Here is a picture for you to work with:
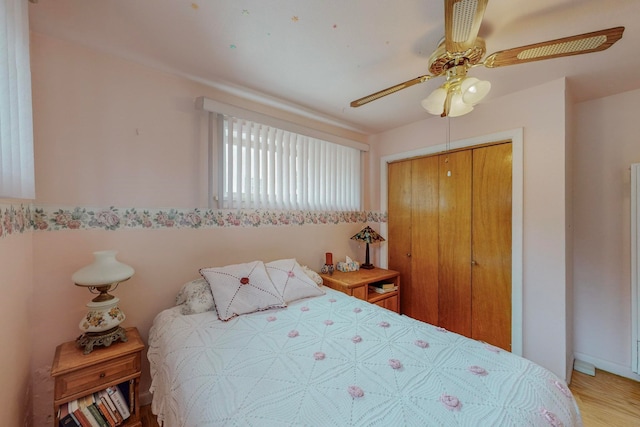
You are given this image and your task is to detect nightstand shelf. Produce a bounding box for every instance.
[51,327,144,427]
[320,267,401,312]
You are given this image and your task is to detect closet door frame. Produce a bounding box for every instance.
[632,163,639,373]
[379,128,524,356]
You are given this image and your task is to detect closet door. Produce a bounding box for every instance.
[388,160,413,313]
[410,156,440,324]
[471,143,512,350]
[438,150,472,337]
[388,143,512,350]
[389,157,440,323]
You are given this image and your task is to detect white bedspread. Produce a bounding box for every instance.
[148,288,581,426]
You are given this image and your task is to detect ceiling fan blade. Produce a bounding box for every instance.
[350,75,433,108]
[445,0,488,54]
[483,26,624,68]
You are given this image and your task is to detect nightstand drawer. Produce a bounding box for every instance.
[54,352,140,400]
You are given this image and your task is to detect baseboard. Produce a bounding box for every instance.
[574,352,640,382]
[140,390,153,406]
[566,355,575,383]
[573,359,595,376]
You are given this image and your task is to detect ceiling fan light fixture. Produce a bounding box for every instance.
[461,77,491,105]
[421,87,448,115]
[448,92,474,117]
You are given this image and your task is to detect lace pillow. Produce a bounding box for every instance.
[266,259,325,303]
[175,278,216,315]
[200,261,286,321]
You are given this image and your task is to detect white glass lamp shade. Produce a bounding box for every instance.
[461,77,491,105]
[72,250,134,287]
[73,250,133,335]
[448,92,474,117]
[421,87,448,115]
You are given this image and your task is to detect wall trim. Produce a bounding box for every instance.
[0,203,385,237]
[0,203,32,238]
[574,351,640,382]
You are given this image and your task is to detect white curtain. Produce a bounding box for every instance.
[222,116,360,211]
[0,0,35,199]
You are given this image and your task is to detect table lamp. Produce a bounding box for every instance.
[72,250,134,354]
[350,226,385,269]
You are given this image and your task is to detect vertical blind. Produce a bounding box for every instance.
[221,116,361,211]
[0,0,35,199]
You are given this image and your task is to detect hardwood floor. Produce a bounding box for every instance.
[140,404,160,427]
[140,369,640,426]
[570,369,640,426]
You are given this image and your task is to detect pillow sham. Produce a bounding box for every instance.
[300,264,323,286]
[200,260,286,321]
[175,278,216,315]
[266,259,325,303]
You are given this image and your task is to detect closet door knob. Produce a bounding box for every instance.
[407,253,411,257]
[471,260,477,266]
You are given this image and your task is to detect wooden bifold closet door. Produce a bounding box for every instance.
[388,142,512,351]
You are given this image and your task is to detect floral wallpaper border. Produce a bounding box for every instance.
[0,203,32,238]
[0,203,386,238]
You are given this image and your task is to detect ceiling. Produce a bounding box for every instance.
[28,0,640,135]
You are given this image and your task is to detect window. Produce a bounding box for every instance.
[0,0,35,199]
[220,115,360,211]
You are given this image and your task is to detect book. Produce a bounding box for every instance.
[59,402,79,427]
[98,389,117,414]
[106,385,131,419]
[369,285,397,294]
[98,390,122,426]
[93,392,117,427]
[87,403,109,427]
[69,399,92,427]
[68,408,82,427]
[78,395,101,427]
[372,282,395,290]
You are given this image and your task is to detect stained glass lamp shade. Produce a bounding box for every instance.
[350,226,385,269]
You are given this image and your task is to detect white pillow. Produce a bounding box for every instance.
[265,259,325,303]
[175,278,216,315]
[200,261,286,321]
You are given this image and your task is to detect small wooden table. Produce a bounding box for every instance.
[51,327,144,427]
[320,267,401,312]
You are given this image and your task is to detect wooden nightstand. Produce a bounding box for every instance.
[51,327,144,427]
[320,267,401,312]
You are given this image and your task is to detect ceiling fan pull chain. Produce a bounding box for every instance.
[445,116,452,177]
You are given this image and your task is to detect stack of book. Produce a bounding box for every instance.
[58,383,131,427]
[368,282,398,294]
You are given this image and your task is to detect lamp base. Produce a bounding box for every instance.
[76,326,128,355]
[360,263,374,270]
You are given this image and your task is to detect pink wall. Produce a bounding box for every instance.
[369,79,572,379]
[573,88,640,379]
[30,33,367,208]
[0,221,33,426]
[28,33,374,425]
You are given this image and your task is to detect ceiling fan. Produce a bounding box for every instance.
[350,0,624,117]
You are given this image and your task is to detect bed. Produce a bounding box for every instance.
[148,260,582,426]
